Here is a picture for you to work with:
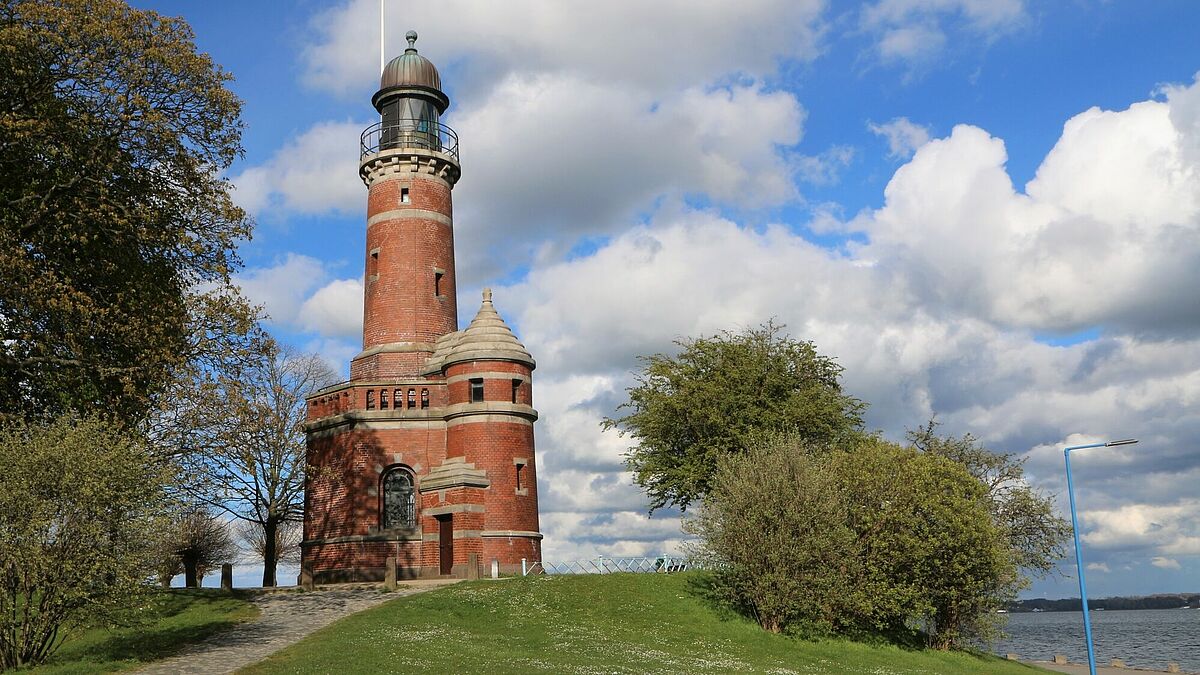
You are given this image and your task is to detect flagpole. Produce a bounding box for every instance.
[379,0,385,74]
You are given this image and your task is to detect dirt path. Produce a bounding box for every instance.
[137,580,460,675]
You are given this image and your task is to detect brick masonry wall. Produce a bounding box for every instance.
[362,174,458,350]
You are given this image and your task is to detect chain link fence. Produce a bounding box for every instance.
[520,556,694,576]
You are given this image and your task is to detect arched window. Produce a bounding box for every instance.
[420,388,429,409]
[382,468,416,529]
[407,388,416,408]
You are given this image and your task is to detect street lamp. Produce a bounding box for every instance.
[1063,438,1138,675]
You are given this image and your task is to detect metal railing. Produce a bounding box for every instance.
[521,556,694,576]
[360,119,459,160]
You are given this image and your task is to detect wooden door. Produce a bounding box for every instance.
[438,515,453,575]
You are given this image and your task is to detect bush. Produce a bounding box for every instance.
[0,415,171,668]
[688,433,1018,648]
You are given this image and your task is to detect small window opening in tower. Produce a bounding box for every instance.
[511,378,521,404]
[435,271,444,297]
[366,390,376,410]
[401,187,410,204]
[407,388,416,408]
[379,388,389,410]
[469,378,484,403]
[515,462,525,491]
[394,388,404,409]
[421,388,430,409]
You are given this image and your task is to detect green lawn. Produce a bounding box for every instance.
[30,589,259,673]
[243,573,1047,674]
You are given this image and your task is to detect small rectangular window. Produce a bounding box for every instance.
[434,271,443,297]
[379,389,389,410]
[421,388,430,409]
[366,390,375,410]
[394,389,404,409]
[515,463,524,491]
[407,388,416,408]
[469,378,484,403]
[511,379,521,404]
[400,187,410,204]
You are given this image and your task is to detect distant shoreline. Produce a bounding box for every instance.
[1008,593,1199,613]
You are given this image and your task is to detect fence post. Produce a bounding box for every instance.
[597,554,604,573]
[521,558,527,576]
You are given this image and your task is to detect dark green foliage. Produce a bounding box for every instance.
[0,415,172,668]
[605,321,865,511]
[907,420,1072,578]
[689,433,1020,649]
[0,0,250,422]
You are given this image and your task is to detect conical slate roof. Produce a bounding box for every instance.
[423,289,535,373]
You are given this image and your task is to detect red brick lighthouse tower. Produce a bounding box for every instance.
[301,32,542,581]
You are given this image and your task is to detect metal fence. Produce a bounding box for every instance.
[520,556,694,576]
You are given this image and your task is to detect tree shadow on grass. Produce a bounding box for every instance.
[682,571,928,652]
[51,589,259,667]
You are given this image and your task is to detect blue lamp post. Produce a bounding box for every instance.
[1063,438,1138,675]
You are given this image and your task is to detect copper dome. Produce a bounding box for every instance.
[374,29,451,111]
[381,31,441,91]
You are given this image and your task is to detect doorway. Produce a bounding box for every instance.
[437,515,453,575]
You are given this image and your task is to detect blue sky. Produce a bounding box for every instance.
[135,0,1200,597]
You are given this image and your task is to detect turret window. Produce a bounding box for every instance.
[469,378,484,403]
[407,388,416,408]
[434,271,444,297]
[511,379,522,404]
[400,187,410,204]
[366,390,376,410]
[421,388,430,409]
[379,388,389,409]
[394,389,403,409]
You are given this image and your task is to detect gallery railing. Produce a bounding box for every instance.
[360,119,459,160]
[520,556,694,576]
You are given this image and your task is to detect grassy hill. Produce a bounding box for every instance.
[243,573,1046,674]
[33,589,259,673]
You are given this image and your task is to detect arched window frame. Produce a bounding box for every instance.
[381,466,417,530]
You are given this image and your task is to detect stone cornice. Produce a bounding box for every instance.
[360,148,460,188]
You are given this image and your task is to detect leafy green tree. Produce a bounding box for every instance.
[689,433,1019,648]
[0,0,250,422]
[0,415,171,668]
[605,322,865,512]
[907,420,1072,578]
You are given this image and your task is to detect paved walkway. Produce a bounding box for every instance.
[138,580,460,675]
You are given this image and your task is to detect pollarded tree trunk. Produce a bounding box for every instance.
[184,559,199,588]
[262,518,278,587]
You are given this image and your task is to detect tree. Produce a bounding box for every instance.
[155,510,238,588]
[907,419,1072,578]
[237,520,302,569]
[0,415,171,668]
[0,0,250,422]
[605,321,865,511]
[178,339,336,586]
[688,433,1019,648]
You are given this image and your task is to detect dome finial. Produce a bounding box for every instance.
[405,30,418,52]
[482,287,493,303]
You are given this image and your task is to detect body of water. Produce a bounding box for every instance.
[993,609,1199,671]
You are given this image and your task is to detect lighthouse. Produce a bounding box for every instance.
[302,31,542,581]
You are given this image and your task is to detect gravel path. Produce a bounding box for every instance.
[137,580,460,675]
